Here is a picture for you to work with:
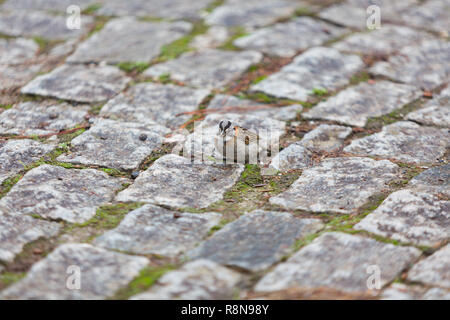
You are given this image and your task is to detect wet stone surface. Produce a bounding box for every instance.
[270,157,399,213]
[406,87,450,128]
[303,81,421,127]
[0,10,93,40]
[100,83,210,129]
[207,94,302,121]
[318,0,418,30]
[344,121,449,164]
[0,210,62,263]
[144,49,263,90]
[370,39,450,91]
[21,64,131,103]
[332,25,432,56]
[0,243,149,300]
[189,210,324,271]
[0,102,90,136]
[205,0,299,30]
[407,244,450,289]
[0,139,55,183]
[57,119,168,171]
[254,232,421,294]
[98,0,214,19]
[251,47,364,101]
[234,17,347,58]
[115,154,244,209]
[67,18,192,64]
[0,164,128,223]
[94,205,221,257]
[355,189,450,246]
[131,259,242,300]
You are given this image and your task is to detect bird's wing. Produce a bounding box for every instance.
[234,126,260,144]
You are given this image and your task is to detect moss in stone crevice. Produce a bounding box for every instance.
[82,3,102,15]
[204,0,225,13]
[33,37,63,54]
[208,219,231,235]
[218,26,248,51]
[0,272,26,291]
[111,265,176,299]
[117,62,151,74]
[0,104,12,110]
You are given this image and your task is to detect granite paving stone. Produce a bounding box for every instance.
[382,283,450,300]
[94,205,221,257]
[408,164,450,197]
[400,0,450,35]
[318,0,418,30]
[1,0,104,12]
[0,139,55,183]
[0,101,90,136]
[406,87,450,127]
[67,18,192,64]
[21,64,131,103]
[254,232,421,294]
[0,10,93,40]
[207,94,302,121]
[407,244,450,289]
[332,25,433,56]
[355,189,450,246]
[303,81,422,127]
[344,121,449,164]
[269,157,399,213]
[0,209,62,263]
[251,47,364,101]
[234,17,347,57]
[0,164,128,223]
[0,64,43,91]
[97,0,214,19]
[115,154,244,209]
[57,119,168,170]
[0,243,149,300]
[189,210,324,271]
[99,83,210,129]
[269,143,314,171]
[144,49,263,90]
[370,39,450,90]
[0,38,39,65]
[131,260,242,300]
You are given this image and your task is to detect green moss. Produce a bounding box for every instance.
[0,175,21,199]
[205,0,225,12]
[82,3,102,14]
[294,7,316,17]
[208,219,231,235]
[349,71,370,86]
[33,37,61,53]
[252,75,268,85]
[158,73,172,84]
[312,88,328,96]
[117,62,150,74]
[90,103,104,115]
[88,16,109,37]
[0,272,26,290]
[0,104,12,110]
[218,26,248,51]
[100,168,128,178]
[112,265,176,299]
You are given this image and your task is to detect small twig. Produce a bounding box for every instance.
[0,125,90,141]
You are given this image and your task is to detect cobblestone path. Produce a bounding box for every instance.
[0,0,449,300]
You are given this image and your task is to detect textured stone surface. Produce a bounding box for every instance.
[0,139,54,183]
[189,210,323,271]
[1,0,102,12]
[0,243,149,300]
[94,205,221,257]
[406,87,450,127]
[0,64,42,91]
[300,124,352,152]
[191,26,230,50]
[206,0,299,29]
[382,283,450,300]
[251,47,364,101]
[355,189,450,246]
[0,38,39,65]
[407,244,450,289]
[370,40,450,90]
[400,0,450,35]
[344,121,449,164]
[0,165,127,223]
[270,157,399,213]
[0,102,89,136]
[21,64,131,103]
[234,17,347,57]
[333,25,431,56]
[98,0,214,19]
[144,49,262,90]
[67,18,192,64]
[269,142,314,171]
[303,81,421,127]
[100,83,210,128]
[408,164,450,197]
[0,210,61,263]
[0,10,93,40]
[255,232,421,293]
[116,154,244,209]
[207,94,302,121]
[131,260,242,300]
[57,119,167,170]
[183,112,286,162]
[318,0,418,29]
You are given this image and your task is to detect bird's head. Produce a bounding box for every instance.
[218,120,233,137]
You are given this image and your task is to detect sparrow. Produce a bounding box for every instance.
[214,120,265,164]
